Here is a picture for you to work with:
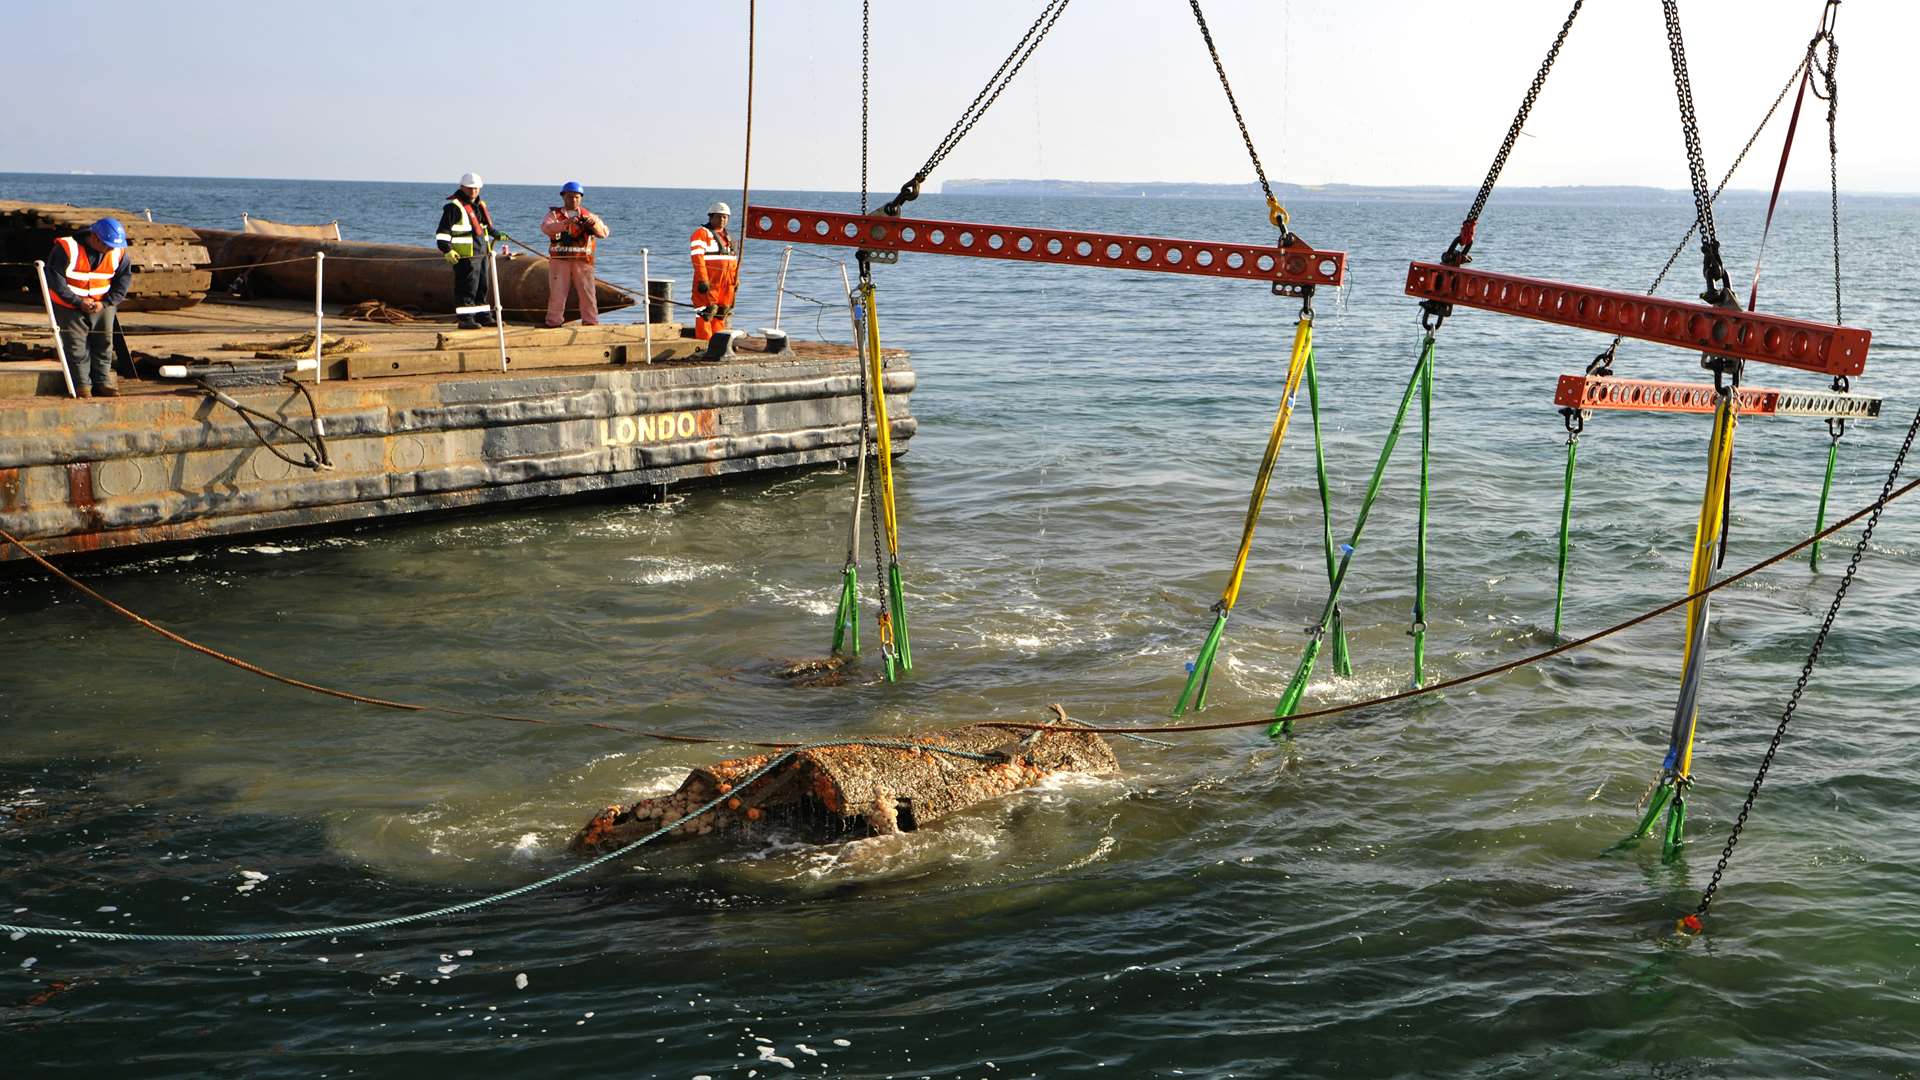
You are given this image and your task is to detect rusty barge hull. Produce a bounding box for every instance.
[0,351,915,563]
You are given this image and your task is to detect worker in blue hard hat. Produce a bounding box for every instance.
[539,180,610,328]
[434,171,507,329]
[45,218,135,397]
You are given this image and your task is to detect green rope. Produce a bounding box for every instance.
[1271,336,1435,735]
[1553,434,1579,639]
[0,740,996,944]
[1306,350,1353,677]
[1811,436,1839,571]
[1411,344,1435,687]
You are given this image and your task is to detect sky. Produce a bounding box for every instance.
[3,0,1913,194]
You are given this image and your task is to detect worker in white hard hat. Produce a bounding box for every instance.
[434,171,507,329]
[688,201,737,341]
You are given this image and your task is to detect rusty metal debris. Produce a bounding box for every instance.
[571,716,1117,853]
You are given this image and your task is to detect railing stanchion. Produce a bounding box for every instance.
[773,244,793,331]
[313,252,325,382]
[488,246,508,373]
[641,247,653,364]
[34,260,77,399]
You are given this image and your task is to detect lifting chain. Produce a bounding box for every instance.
[855,256,891,643]
[861,0,870,215]
[1660,0,1733,305]
[1445,0,1585,266]
[1692,399,1920,927]
[1811,4,1841,326]
[882,0,1072,217]
[1187,0,1287,232]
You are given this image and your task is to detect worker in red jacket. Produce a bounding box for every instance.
[539,181,610,327]
[689,201,737,341]
[46,218,134,397]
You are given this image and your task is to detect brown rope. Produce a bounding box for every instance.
[0,525,777,749]
[2,469,1911,750]
[984,471,1920,737]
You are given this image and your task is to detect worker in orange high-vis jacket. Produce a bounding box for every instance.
[539,181,609,327]
[46,218,134,397]
[689,201,737,340]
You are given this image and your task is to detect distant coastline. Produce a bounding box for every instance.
[939,178,1897,202]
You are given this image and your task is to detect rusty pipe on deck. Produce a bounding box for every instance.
[192,229,637,319]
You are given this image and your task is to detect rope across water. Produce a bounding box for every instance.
[0,740,996,944]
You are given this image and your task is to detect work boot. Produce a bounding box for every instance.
[76,386,93,399]
[457,319,481,330]
[94,385,119,398]
[476,314,499,328]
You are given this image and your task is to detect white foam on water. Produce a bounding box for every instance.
[622,556,733,585]
[510,833,543,859]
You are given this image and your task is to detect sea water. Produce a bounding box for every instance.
[2,173,1918,1077]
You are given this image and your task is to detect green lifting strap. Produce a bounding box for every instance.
[1306,350,1353,677]
[1553,434,1579,639]
[888,560,912,672]
[831,562,861,656]
[1270,335,1435,736]
[1172,317,1316,716]
[1811,434,1839,571]
[1410,344,1434,687]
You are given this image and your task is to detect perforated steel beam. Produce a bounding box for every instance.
[1554,374,1881,420]
[1406,262,1871,377]
[748,206,1345,287]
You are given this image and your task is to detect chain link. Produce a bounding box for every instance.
[853,265,891,642]
[1695,401,1920,921]
[1447,0,1584,263]
[1660,0,1732,302]
[1815,25,1841,325]
[861,0,870,216]
[1188,0,1285,229]
[884,0,1072,215]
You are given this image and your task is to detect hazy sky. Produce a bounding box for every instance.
[5,0,1912,193]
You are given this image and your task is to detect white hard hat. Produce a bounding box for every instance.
[708,201,731,216]
[460,172,484,189]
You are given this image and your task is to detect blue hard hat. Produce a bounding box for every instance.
[560,181,584,195]
[90,217,128,249]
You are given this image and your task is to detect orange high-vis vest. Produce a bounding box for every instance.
[689,225,735,282]
[50,236,124,308]
[547,209,597,260]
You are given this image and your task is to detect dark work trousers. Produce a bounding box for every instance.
[451,257,491,324]
[54,303,117,391]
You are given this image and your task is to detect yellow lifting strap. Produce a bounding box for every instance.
[1218,316,1315,611]
[862,282,901,556]
[1675,391,1740,778]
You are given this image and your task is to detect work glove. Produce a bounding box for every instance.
[694,280,710,296]
[444,251,460,265]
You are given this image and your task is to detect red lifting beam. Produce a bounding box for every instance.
[1405,262,1871,377]
[748,206,1345,288]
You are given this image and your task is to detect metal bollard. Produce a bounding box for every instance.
[34,261,78,399]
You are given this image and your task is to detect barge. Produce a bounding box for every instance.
[0,297,915,563]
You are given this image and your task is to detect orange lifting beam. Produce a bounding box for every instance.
[749,206,1346,288]
[1554,375,1882,420]
[1405,262,1871,377]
